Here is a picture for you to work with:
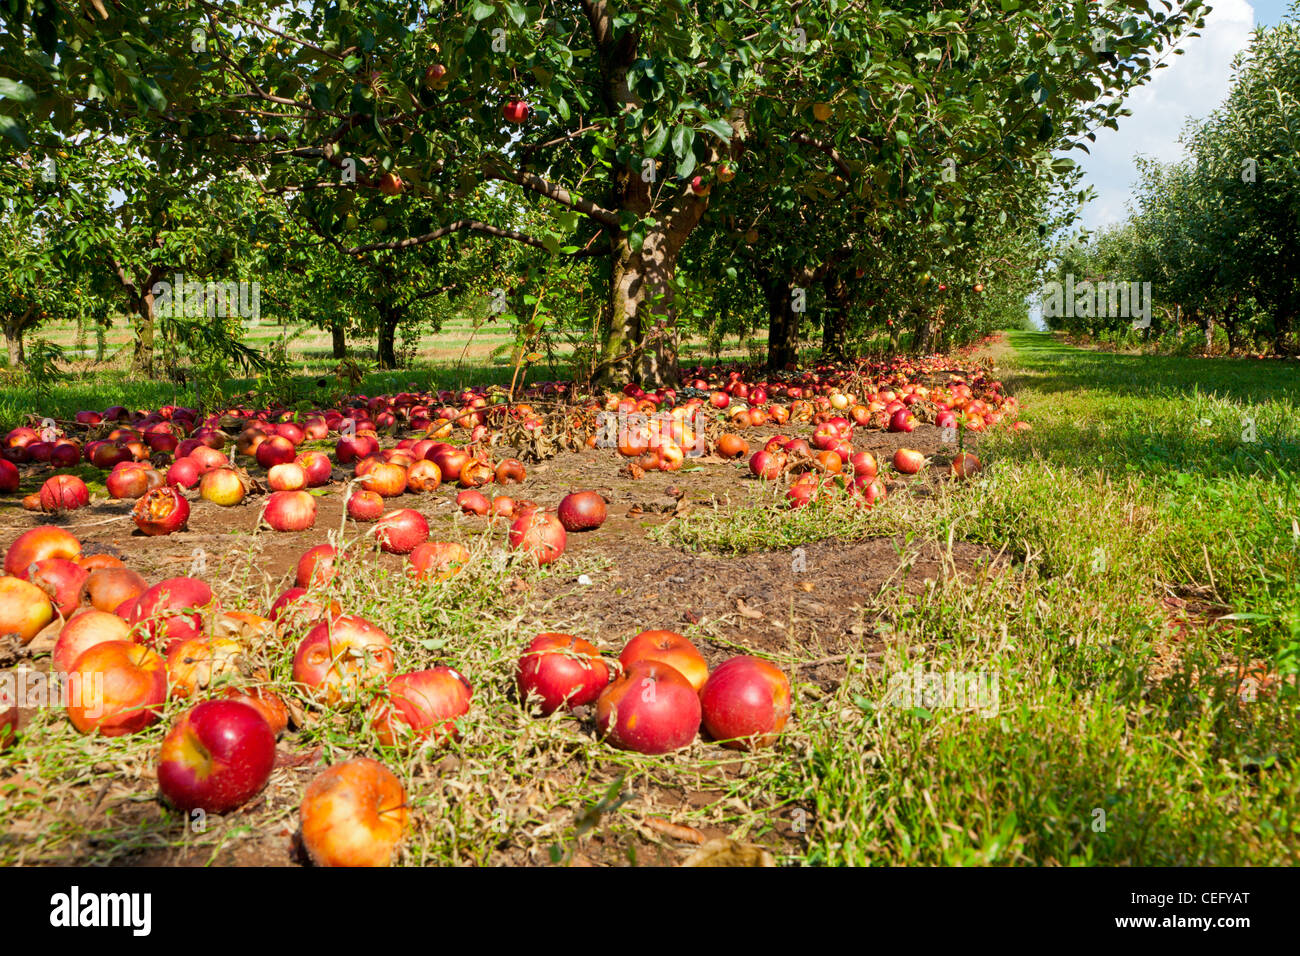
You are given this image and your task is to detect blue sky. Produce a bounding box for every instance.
[1074,0,1292,233]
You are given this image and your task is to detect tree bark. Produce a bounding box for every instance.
[377,305,399,369]
[911,312,935,354]
[763,273,805,372]
[134,290,157,378]
[5,328,22,367]
[332,320,347,359]
[821,270,850,361]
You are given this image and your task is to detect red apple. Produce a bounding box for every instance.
[407,542,470,581]
[158,699,276,813]
[267,462,308,491]
[296,451,333,487]
[255,435,297,469]
[374,508,429,554]
[293,615,395,706]
[133,577,216,652]
[0,575,54,644]
[40,474,90,512]
[66,641,168,736]
[699,655,792,749]
[29,557,88,619]
[5,526,81,578]
[369,668,473,747]
[296,544,337,589]
[199,467,247,506]
[501,99,529,123]
[347,489,384,522]
[53,609,133,676]
[166,457,202,489]
[893,448,926,475]
[516,633,609,715]
[595,660,701,755]
[619,630,709,692]
[508,510,566,564]
[264,490,318,532]
[557,491,606,532]
[0,458,19,493]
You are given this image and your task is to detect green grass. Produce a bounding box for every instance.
[659,330,1300,863]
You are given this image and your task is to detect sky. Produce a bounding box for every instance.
[1073,0,1292,233]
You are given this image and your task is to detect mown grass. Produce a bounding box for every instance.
[658,330,1300,864]
[4,330,1297,866]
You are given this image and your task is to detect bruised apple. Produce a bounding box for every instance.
[369,668,473,748]
[299,758,408,867]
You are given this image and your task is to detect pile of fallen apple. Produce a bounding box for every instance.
[0,516,793,866]
[0,358,1024,864]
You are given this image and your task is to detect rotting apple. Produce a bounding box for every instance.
[299,758,408,867]
[133,486,191,535]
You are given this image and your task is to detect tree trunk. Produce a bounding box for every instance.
[332,320,347,360]
[377,306,399,369]
[133,292,156,378]
[763,274,803,372]
[821,271,850,361]
[5,327,22,367]
[912,313,935,354]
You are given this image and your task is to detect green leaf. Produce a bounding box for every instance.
[471,1,497,20]
[0,79,36,103]
[0,116,28,148]
[701,117,733,141]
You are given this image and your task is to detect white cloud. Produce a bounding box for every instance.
[1074,0,1258,232]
